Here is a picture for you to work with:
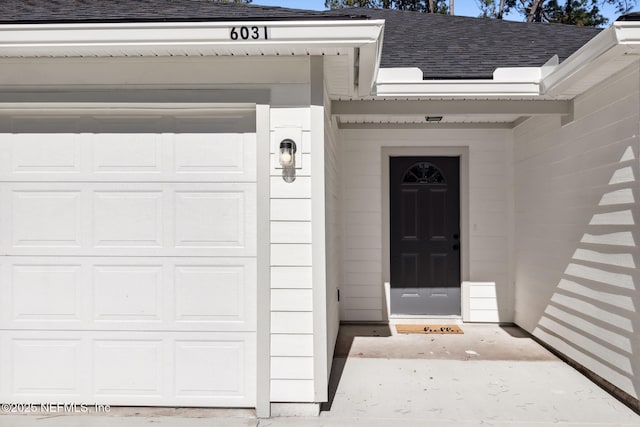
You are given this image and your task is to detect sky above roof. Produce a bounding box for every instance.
[252,0,639,27]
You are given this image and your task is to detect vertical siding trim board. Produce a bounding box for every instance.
[256,102,271,418]
[323,74,341,380]
[310,56,329,403]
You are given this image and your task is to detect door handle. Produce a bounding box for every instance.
[453,244,460,250]
[453,233,459,240]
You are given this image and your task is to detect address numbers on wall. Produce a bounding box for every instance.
[230,26,269,40]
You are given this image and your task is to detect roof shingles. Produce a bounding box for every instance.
[327,8,602,79]
[0,0,354,23]
[0,1,603,79]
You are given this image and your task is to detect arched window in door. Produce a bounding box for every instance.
[402,162,445,184]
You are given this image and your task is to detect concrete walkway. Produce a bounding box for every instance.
[1,324,639,427]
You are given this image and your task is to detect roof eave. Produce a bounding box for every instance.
[375,80,541,98]
[374,22,640,100]
[0,19,385,96]
[374,67,542,98]
[540,25,621,95]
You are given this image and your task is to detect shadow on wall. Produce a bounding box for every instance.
[532,145,639,408]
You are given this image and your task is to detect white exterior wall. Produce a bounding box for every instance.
[269,90,316,402]
[513,63,640,400]
[323,83,341,373]
[1,55,332,410]
[268,57,329,404]
[338,128,514,322]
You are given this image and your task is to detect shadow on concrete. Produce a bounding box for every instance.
[499,324,533,338]
[322,324,392,411]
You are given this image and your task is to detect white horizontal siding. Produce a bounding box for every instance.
[338,128,513,322]
[271,312,313,334]
[271,289,313,312]
[270,177,311,199]
[271,244,313,266]
[271,266,313,289]
[513,63,640,399]
[270,380,315,402]
[271,357,314,380]
[270,199,312,221]
[271,335,314,357]
[270,222,312,244]
[269,99,316,404]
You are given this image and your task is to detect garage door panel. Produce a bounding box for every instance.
[93,339,164,397]
[4,133,82,174]
[10,338,85,397]
[93,265,163,322]
[93,133,162,174]
[10,190,83,248]
[174,191,248,249]
[0,115,257,408]
[93,191,164,248]
[1,183,256,257]
[10,264,83,322]
[0,257,256,332]
[174,133,255,181]
[0,132,256,182]
[0,331,256,407]
[174,339,249,398]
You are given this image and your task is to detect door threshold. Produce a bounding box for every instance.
[389,315,462,324]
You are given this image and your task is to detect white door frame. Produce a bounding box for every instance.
[381,146,470,319]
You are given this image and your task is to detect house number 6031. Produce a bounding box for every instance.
[230,26,268,40]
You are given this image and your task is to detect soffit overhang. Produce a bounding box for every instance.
[334,21,640,128]
[0,19,385,98]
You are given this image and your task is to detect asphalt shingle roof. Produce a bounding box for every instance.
[0,1,603,80]
[326,8,602,79]
[0,0,355,23]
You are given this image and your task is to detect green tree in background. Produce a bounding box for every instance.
[512,0,633,25]
[327,0,636,25]
[325,0,449,13]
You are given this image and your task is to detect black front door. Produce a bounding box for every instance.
[390,156,461,315]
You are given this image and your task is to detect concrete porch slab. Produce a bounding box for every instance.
[1,324,637,426]
[315,358,639,426]
[335,323,559,361]
[315,323,639,426]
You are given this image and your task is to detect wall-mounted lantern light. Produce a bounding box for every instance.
[279,139,297,183]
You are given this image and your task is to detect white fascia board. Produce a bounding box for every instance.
[375,66,541,97]
[614,20,640,44]
[492,67,542,82]
[0,19,384,99]
[373,22,640,99]
[375,79,541,97]
[0,20,384,55]
[357,23,384,96]
[377,67,423,82]
[540,22,640,96]
[540,25,620,95]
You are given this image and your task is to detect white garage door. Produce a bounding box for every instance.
[0,112,257,407]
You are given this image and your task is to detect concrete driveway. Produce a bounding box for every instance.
[1,324,638,427]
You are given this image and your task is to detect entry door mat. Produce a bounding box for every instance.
[396,324,464,334]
